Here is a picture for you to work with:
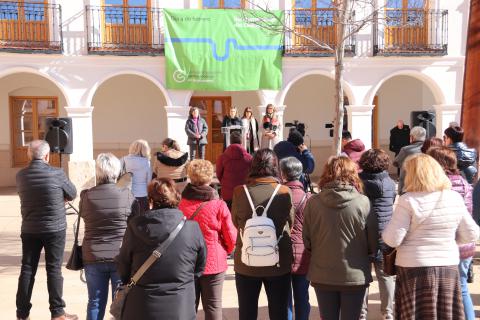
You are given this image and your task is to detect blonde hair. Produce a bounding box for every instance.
[187,159,214,186]
[403,153,451,193]
[128,139,151,159]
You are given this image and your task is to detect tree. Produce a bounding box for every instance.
[242,0,423,155]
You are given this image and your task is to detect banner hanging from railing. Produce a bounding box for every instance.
[164,9,283,91]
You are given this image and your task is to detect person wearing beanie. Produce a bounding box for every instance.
[274,128,315,191]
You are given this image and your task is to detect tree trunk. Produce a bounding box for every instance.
[333,0,349,155]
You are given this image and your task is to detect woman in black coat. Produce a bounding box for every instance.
[116,178,207,320]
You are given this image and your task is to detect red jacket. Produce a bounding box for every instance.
[179,198,237,275]
[216,144,253,201]
[343,139,365,164]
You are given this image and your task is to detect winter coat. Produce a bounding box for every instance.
[389,125,411,155]
[359,170,396,261]
[343,139,366,165]
[185,116,208,145]
[216,144,253,201]
[16,160,77,234]
[285,180,311,275]
[122,155,151,198]
[179,184,237,275]
[274,141,315,190]
[232,176,294,277]
[382,190,479,268]
[80,183,136,264]
[116,208,206,320]
[448,174,475,259]
[474,182,480,225]
[303,182,375,288]
[393,141,423,194]
[448,142,478,184]
[261,115,280,149]
[153,149,189,191]
[242,117,260,153]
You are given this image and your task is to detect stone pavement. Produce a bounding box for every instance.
[1,187,480,319]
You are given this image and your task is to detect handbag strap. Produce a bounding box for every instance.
[243,184,281,218]
[190,201,209,221]
[68,201,81,245]
[128,217,186,287]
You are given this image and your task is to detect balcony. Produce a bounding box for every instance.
[373,9,448,56]
[283,9,356,57]
[86,5,164,55]
[0,1,62,53]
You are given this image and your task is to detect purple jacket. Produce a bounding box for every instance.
[449,174,475,259]
[285,180,311,274]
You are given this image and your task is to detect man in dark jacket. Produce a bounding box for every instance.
[16,140,77,320]
[274,129,315,191]
[389,120,410,156]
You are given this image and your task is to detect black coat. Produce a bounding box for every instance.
[222,116,242,149]
[16,160,77,234]
[116,208,206,320]
[389,125,410,155]
[80,183,136,264]
[449,142,478,184]
[359,170,396,260]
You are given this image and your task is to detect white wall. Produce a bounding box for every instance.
[92,74,168,153]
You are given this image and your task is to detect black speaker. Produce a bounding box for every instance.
[410,111,436,138]
[45,117,73,154]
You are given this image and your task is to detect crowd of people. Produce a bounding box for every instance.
[13,111,480,320]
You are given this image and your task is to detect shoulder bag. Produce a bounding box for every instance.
[66,202,83,271]
[110,216,186,319]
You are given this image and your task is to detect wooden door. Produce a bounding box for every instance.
[189,97,231,164]
[103,0,150,46]
[293,0,335,51]
[0,0,49,43]
[385,0,428,49]
[10,96,60,167]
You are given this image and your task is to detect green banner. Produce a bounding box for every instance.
[164,9,283,91]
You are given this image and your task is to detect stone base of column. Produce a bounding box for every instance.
[67,160,95,193]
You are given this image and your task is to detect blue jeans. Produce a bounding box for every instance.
[459,258,475,320]
[288,274,310,320]
[84,262,122,320]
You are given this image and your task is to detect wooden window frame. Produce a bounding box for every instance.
[9,96,59,167]
[200,0,246,9]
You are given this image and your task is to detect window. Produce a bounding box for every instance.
[385,0,426,27]
[293,0,334,26]
[0,0,46,21]
[10,97,58,167]
[202,0,245,9]
[104,0,148,25]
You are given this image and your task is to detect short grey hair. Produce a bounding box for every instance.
[280,157,303,182]
[410,126,426,142]
[28,140,50,160]
[96,153,121,184]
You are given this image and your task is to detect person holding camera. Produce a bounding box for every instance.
[274,128,315,191]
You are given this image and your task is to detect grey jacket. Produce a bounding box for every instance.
[394,141,423,194]
[16,160,77,234]
[80,183,136,263]
[185,117,208,145]
[303,182,375,287]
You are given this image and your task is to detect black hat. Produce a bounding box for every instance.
[288,129,304,147]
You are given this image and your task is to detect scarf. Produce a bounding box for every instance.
[182,183,219,201]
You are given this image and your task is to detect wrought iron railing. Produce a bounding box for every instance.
[283,9,356,57]
[373,9,448,56]
[0,1,62,53]
[86,5,164,55]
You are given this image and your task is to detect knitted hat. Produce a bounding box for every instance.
[288,129,304,147]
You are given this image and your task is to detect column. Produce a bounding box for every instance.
[345,105,374,151]
[433,104,461,138]
[165,105,190,152]
[64,106,96,191]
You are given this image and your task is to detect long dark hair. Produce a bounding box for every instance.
[248,148,280,179]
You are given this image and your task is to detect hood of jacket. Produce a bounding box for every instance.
[344,139,365,153]
[129,208,184,246]
[319,182,362,209]
[223,143,249,160]
[359,171,391,198]
[156,149,188,167]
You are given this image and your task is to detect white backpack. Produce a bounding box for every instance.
[241,184,286,267]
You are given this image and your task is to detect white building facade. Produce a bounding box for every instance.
[0,0,468,188]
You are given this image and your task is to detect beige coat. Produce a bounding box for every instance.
[153,149,189,191]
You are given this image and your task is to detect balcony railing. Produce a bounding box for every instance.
[0,1,62,53]
[86,5,164,55]
[283,9,356,57]
[373,9,448,56]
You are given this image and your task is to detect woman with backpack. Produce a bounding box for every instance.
[231,148,294,320]
[178,159,237,320]
[280,157,312,320]
[303,156,376,320]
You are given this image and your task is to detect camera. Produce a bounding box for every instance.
[325,122,334,137]
[285,120,306,136]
